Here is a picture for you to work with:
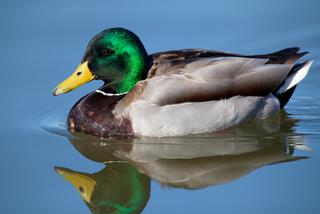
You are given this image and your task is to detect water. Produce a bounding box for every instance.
[1,0,320,213]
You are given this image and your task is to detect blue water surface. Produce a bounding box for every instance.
[1,0,320,213]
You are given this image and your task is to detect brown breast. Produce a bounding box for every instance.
[67,92,134,138]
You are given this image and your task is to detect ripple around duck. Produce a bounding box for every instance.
[36,107,70,138]
[38,106,312,158]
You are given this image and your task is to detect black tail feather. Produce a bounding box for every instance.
[275,85,297,109]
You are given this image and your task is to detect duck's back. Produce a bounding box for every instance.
[147,47,307,78]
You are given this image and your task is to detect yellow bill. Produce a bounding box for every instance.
[53,61,95,96]
[55,166,96,203]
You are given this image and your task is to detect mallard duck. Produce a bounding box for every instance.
[53,27,313,137]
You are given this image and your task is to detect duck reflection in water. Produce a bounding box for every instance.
[54,113,309,213]
[55,161,150,214]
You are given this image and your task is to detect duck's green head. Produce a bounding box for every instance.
[53,28,149,95]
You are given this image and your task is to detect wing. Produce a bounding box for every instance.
[126,57,293,106]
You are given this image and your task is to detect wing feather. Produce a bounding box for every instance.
[135,58,293,106]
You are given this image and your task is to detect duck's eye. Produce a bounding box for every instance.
[79,186,85,193]
[102,48,113,56]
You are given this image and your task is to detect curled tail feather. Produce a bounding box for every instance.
[274,60,314,108]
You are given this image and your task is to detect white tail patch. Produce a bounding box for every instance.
[276,60,314,94]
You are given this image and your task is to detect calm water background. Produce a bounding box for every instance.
[1,0,320,213]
